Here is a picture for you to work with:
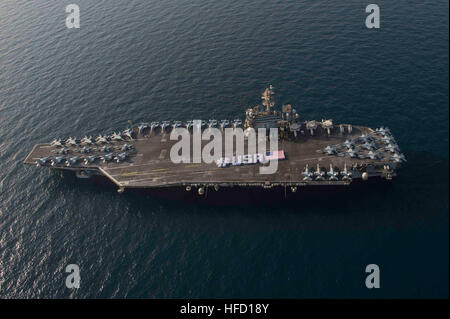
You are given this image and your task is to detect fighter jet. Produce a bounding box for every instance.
[66,156,80,167]
[50,139,64,147]
[365,150,381,160]
[114,152,128,163]
[185,120,194,131]
[36,157,51,166]
[381,135,395,144]
[100,145,112,153]
[321,119,333,136]
[375,127,391,136]
[344,148,359,158]
[161,121,172,131]
[54,147,69,155]
[150,122,160,132]
[358,134,373,143]
[314,164,325,180]
[83,155,98,165]
[322,145,337,155]
[233,119,242,129]
[80,136,93,145]
[220,120,230,130]
[66,137,78,146]
[390,153,406,163]
[327,164,339,181]
[340,164,352,181]
[302,164,313,181]
[172,121,183,129]
[306,121,317,135]
[96,135,109,144]
[138,123,150,135]
[193,120,207,131]
[51,157,65,166]
[122,128,134,140]
[385,143,399,153]
[101,153,114,163]
[208,119,218,129]
[110,132,123,141]
[120,143,133,152]
[342,139,355,149]
[79,146,91,154]
[361,142,375,151]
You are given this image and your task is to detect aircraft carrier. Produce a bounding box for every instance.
[24,86,406,195]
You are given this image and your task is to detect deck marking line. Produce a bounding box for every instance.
[120,171,138,176]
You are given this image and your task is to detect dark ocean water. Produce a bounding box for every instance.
[0,0,448,298]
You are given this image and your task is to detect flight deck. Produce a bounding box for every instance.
[24,125,402,192]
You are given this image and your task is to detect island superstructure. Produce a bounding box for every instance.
[24,86,406,195]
